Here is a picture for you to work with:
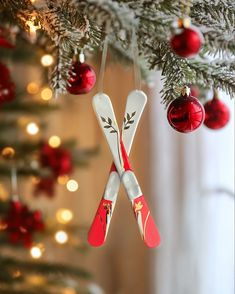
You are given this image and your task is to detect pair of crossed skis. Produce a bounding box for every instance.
[88,90,161,248]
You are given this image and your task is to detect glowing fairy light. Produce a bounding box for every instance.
[48,135,61,148]
[55,230,68,244]
[66,179,79,192]
[40,87,53,101]
[56,209,73,224]
[26,122,39,135]
[26,82,40,95]
[57,175,69,185]
[40,54,54,67]
[30,245,43,259]
[25,16,41,42]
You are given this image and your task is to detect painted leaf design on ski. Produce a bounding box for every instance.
[100,116,117,134]
[135,201,143,212]
[123,111,136,130]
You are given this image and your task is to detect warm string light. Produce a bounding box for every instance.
[27,82,40,95]
[30,244,44,259]
[40,87,53,101]
[56,209,73,224]
[26,122,39,135]
[66,179,79,192]
[57,175,69,185]
[25,16,41,42]
[55,230,68,244]
[48,135,61,148]
[41,54,54,67]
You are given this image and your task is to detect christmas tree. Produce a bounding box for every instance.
[0,20,99,294]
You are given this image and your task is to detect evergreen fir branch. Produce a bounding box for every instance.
[0,256,92,279]
[1,101,59,113]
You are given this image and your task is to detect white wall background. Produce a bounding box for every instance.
[150,72,234,294]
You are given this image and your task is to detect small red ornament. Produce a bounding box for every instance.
[204,95,230,130]
[34,177,55,198]
[170,27,202,58]
[40,142,73,176]
[67,61,96,95]
[167,86,205,133]
[2,200,44,248]
[0,62,15,104]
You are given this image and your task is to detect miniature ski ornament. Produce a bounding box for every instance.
[89,91,161,248]
[88,90,147,247]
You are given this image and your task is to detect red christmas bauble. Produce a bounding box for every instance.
[0,62,11,81]
[0,81,15,104]
[40,143,73,176]
[0,62,15,104]
[67,61,96,95]
[34,177,55,198]
[2,200,44,248]
[204,97,230,129]
[167,92,205,133]
[170,27,202,58]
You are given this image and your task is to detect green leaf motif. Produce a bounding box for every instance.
[104,125,111,128]
[101,116,106,122]
[127,113,130,120]
[132,111,136,117]
[110,130,117,133]
[129,120,134,124]
[124,126,130,130]
[108,117,112,125]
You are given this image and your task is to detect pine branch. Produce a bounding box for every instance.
[0,256,91,279]
[1,101,58,113]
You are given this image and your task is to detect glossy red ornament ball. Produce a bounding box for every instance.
[67,61,96,95]
[204,97,230,130]
[0,62,15,104]
[167,92,205,133]
[170,27,202,58]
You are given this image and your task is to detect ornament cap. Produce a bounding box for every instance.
[79,52,85,63]
[181,86,190,97]
[178,17,191,29]
[213,89,219,99]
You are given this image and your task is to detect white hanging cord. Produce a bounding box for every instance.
[98,36,109,93]
[132,28,141,90]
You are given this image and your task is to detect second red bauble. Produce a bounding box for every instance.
[67,61,96,95]
[204,97,230,130]
[167,92,205,133]
[170,27,202,58]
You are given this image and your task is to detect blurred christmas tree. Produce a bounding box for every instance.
[0,23,101,294]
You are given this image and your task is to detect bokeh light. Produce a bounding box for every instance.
[66,179,79,192]
[56,209,73,224]
[55,230,68,244]
[48,135,61,148]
